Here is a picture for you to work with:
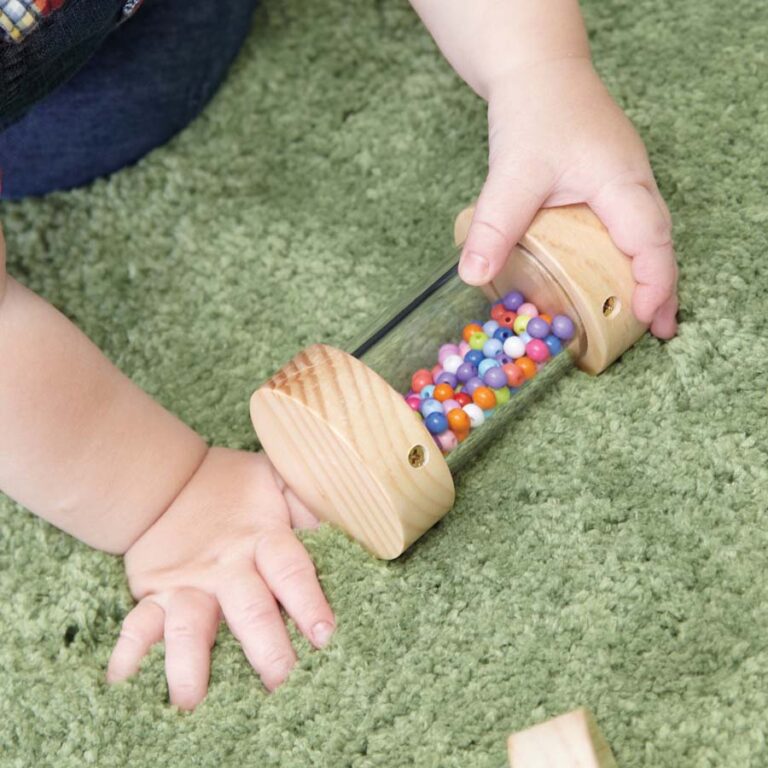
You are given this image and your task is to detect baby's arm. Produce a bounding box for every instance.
[0,228,334,708]
[411,0,678,339]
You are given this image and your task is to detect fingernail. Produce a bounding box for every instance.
[460,251,489,282]
[312,621,335,648]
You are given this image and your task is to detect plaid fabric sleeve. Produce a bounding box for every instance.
[0,0,66,43]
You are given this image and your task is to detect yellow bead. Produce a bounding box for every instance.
[513,314,530,335]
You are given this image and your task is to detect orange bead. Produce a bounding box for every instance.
[539,313,552,324]
[447,407,470,433]
[516,356,537,380]
[462,323,483,342]
[472,386,497,410]
[497,311,517,329]
[454,427,470,442]
[433,383,454,402]
[502,362,525,388]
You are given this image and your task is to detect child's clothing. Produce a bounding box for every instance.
[0,0,258,199]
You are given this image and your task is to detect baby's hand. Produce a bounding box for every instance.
[107,448,334,709]
[459,58,678,339]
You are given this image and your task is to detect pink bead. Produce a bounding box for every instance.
[442,399,460,414]
[518,302,538,317]
[405,394,422,411]
[526,338,550,363]
[431,363,443,380]
[438,343,461,365]
[459,340,471,357]
[433,429,458,453]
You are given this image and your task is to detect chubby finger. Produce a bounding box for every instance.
[590,181,678,331]
[651,292,678,339]
[107,598,165,683]
[163,589,220,710]
[254,529,335,649]
[218,560,296,691]
[459,160,552,285]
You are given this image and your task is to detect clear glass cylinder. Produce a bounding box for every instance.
[347,245,585,474]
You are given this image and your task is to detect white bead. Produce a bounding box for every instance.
[463,403,485,428]
[503,336,526,359]
[442,354,464,374]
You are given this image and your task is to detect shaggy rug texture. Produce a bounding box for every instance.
[1,0,766,765]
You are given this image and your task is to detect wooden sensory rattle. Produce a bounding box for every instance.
[250,204,646,559]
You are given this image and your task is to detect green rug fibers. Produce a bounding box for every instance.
[2,0,767,765]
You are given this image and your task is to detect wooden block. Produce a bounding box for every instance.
[250,344,455,559]
[508,708,618,768]
[454,204,647,374]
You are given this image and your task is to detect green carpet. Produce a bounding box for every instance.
[2,0,767,764]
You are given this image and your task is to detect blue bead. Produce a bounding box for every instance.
[482,320,500,337]
[420,398,443,418]
[482,338,503,358]
[517,331,532,345]
[494,327,512,342]
[464,349,484,367]
[419,384,435,400]
[544,334,563,356]
[478,358,501,377]
[424,411,448,434]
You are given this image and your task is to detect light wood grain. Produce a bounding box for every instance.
[508,708,619,768]
[454,204,646,374]
[250,344,455,560]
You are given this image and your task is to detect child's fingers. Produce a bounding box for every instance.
[254,528,336,649]
[107,598,165,683]
[284,486,321,530]
[163,589,220,710]
[217,560,297,691]
[590,181,678,331]
[650,293,678,339]
[459,160,552,285]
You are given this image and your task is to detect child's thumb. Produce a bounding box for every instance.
[459,163,550,285]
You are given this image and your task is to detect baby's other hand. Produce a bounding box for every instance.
[107,448,334,710]
[460,58,678,339]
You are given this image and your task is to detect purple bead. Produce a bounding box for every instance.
[527,317,550,339]
[502,290,524,311]
[436,371,458,388]
[456,362,477,383]
[463,376,484,396]
[552,314,575,341]
[483,366,507,389]
[495,353,512,365]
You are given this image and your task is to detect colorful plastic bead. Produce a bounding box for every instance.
[482,338,503,359]
[433,429,458,453]
[464,349,484,367]
[502,290,524,311]
[539,313,552,324]
[477,358,500,377]
[493,327,513,343]
[463,376,484,396]
[516,356,537,380]
[454,391,472,407]
[447,407,470,434]
[442,399,460,414]
[490,303,508,322]
[433,383,454,402]
[483,366,507,389]
[518,331,532,345]
[468,331,489,350]
[497,311,517,329]
[473,386,496,410]
[459,340,471,357]
[436,371,458,388]
[424,411,449,434]
[462,323,483,342]
[419,384,435,400]
[442,354,464,375]
[411,369,432,393]
[518,302,538,318]
[405,394,421,411]
[456,362,477,383]
[495,353,512,366]
[493,386,511,405]
[544,334,563,356]
[463,403,485,428]
[526,317,550,339]
[438,343,460,365]
[482,320,500,337]
[513,315,530,335]
[526,339,550,363]
[420,398,444,418]
[431,364,443,381]
[503,336,526,359]
[502,362,525,388]
[552,314,575,340]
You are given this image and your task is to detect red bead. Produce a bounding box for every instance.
[490,303,507,322]
[411,369,433,393]
[454,392,472,407]
[497,311,517,329]
[502,362,525,388]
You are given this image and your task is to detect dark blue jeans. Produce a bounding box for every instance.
[0,0,258,199]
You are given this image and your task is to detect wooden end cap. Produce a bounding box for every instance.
[508,708,619,768]
[250,344,455,559]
